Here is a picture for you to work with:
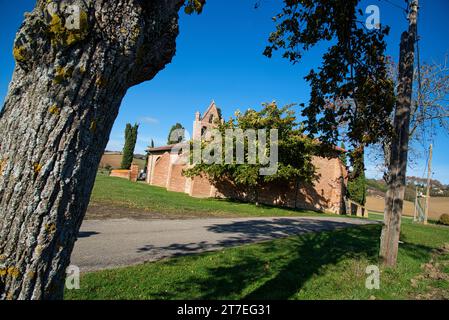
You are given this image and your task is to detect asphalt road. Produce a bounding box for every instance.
[71,216,376,272]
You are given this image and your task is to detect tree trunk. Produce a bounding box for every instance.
[380,0,418,267]
[347,145,366,215]
[0,0,184,299]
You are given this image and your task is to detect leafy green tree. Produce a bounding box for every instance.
[184,102,317,203]
[121,123,139,169]
[167,123,185,144]
[264,0,395,249]
[264,0,395,159]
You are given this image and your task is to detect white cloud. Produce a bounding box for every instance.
[139,116,159,124]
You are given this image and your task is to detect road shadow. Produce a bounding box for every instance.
[78,231,100,238]
[136,218,371,256]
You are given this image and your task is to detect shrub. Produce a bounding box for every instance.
[438,214,449,226]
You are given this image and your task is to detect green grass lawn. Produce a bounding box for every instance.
[89,175,321,218]
[73,174,449,299]
[66,220,449,300]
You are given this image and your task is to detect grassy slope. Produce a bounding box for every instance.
[66,218,449,300]
[89,175,320,218]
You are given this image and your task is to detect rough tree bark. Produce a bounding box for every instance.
[380,0,418,267]
[0,0,184,299]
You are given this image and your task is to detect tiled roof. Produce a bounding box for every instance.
[147,141,191,153]
[146,145,174,152]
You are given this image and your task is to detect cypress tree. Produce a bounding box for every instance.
[121,123,139,169]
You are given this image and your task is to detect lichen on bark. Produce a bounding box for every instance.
[47,9,89,47]
[12,46,28,63]
[0,0,186,300]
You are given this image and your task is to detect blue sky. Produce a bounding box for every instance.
[1,1,448,183]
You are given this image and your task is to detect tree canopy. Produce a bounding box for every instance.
[184,102,317,188]
[264,0,395,149]
[167,123,185,144]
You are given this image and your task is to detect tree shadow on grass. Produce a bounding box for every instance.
[243,227,434,299]
[139,224,436,299]
[242,225,382,299]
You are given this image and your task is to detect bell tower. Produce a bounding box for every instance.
[193,100,222,140]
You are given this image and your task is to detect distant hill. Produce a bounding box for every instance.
[133,154,147,160]
[366,195,447,220]
[366,177,449,201]
[100,152,146,171]
[366,179,388,193]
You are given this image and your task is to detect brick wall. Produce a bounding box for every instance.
[130,164,139,182]
[146,151,347,214]
[110,164,140,182]
[151,152,170,187]
[210,156,347,214]
[189,174,214,198]
[110,169,130,180]
[167,164,187,193]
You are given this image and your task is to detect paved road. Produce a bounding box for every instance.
[72,216,377,272]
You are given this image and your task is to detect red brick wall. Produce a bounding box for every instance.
[190,174,213,198]
[311,156,347,213]
[130,164,139,182]
[167,164,187,193]
[151,152,170,187]
[110,169,130,180]
[148,151,347,214]
[258,181,299,208]
[211,156,347,214]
